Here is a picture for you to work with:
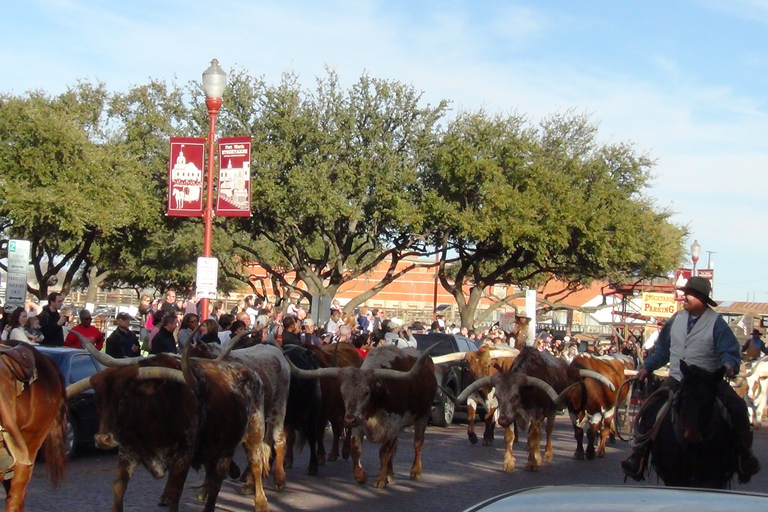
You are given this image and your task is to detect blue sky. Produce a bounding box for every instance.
[3,0,767,302]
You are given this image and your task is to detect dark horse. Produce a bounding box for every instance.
[650,361,744,488]
[1,343,67,511]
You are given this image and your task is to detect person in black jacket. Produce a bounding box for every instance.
[105,312,141,358]
[149,314,178,354]
[281,315,301,346]
[38,292,66,346]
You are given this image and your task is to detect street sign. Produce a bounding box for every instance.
[195,257,219,299]
[5,239,30,310]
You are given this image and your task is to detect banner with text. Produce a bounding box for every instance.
[641,292,678,318]
[167,137,206,217]
[216,137,252,217]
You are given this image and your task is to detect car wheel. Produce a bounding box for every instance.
[431,391,455,427]
[65,415,77,459]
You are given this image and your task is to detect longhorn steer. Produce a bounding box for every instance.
[289,344,437,488]
[461,347,517,446]
[303,343,364,465]
[69,340,270,512]
[454,347,576,472]
[564,354,632,460]
[280,345,322,475]
[187,342,291,494]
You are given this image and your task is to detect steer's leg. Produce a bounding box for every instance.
[597,416,611,458]
[411,416,428,480]
[502,425,516,472]
[112,453,137,512]
[570,410,585,460]
[543,412,556,462]
[350,429,368,485]
[200,461,226,512]
[375,437,397,488]
[243,411,270,512]
[272,425,287,491]
[525,418,542,472]
[467,397,479,444]
[342,426,352,460]
[328,416,342,461]
[162,463,191,512]
[283,426,295,469]
[585,416,598,460]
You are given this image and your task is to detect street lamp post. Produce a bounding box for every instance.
[690,239,701,278]
[200,59,227,320]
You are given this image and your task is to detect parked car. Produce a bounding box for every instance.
[36,346,104,458]
[462,485,768,512]
[415,332,479,427]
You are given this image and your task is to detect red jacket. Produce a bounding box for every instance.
[64,324,105,351]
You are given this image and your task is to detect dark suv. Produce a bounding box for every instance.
[36,346,104,458]
[414,332,478,427]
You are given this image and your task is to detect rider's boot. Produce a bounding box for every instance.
[736,430,760,478]
[620,445,649,481]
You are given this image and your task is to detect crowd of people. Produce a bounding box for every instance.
[1,291,648,366]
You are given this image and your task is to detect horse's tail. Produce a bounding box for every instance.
[41,393,68,488]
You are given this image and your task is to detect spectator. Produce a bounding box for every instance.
[177,313,200,349]
[226,320,248,348]
[24,315,44,344]
[160,290,180,316]
[245,295,259,327]
[358,306,370,332]
[147,310,166,352]
[64,309,105,350]
[8,307,36,344]
[282,316,302,346]
[198,319,220,344]
[384,318,417,348]
[218,314,234,345]
[105,312,141,358]
[38,292,66,346]
[149,314,178,354]
[300,319,321,346]
[352,333,371,359]
[742,328,768,360]
[429,321,442,333]
[336,324,353,344]
[325,309,343,335]
[371,308,385,331]
[230,299,246,316]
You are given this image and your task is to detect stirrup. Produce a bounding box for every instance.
[621,454,646,482]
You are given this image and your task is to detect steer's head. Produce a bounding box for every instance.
[340,367,376,428]
[493,372,525,428]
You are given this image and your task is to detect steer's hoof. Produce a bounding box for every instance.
[308,466,318,476]
[240,483,255,496]
[354,472,368,485]
[586,449,596,461]
[197,489,209,502]
[468,432,478,445]
[410,471,421,481]
[482,437,494,447]
[525,463,539,472]
[543,451,553,462]
[373,478,389,488]
[328,453,338,462]
[574,450,585,461]
[502,461,515,473]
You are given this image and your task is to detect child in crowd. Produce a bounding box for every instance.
[25,315,44,344]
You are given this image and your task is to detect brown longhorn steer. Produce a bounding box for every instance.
[564,354,632,461]
[453,347,582,472]
[69,335,271,512]
[289,344,438,488]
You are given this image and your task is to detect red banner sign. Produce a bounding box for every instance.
[674,268,692,301]
[167,138,205,217]
[216,136,252,217]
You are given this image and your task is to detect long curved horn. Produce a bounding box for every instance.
[66,376,93,398]
[455,376,492,404]
[137,366,187,385]
[552,381,583,409]
[742,355,768,378]
[579,369,616,392]
[76,332,143,367]
[181,339,197,387]
[216,330,249,361]
[522,376,558,402]
[488,349,519,359]
[286,357,342,380]
[432,352,467,365]
[373,342,442,380]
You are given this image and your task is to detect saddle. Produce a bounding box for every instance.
[0,344,37,383]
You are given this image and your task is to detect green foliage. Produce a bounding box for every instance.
[424,110,686,327]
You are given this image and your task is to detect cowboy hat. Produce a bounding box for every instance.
[677,276,717,307]
[752,329,763,337]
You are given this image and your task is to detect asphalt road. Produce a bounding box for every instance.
[10,416,768,512]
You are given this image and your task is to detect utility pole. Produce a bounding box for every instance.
[705,250,716,269]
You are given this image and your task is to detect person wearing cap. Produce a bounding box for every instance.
[105,312,141,358]
[383,318,417,348]
[621,276,759,481]
[742,329,768,361]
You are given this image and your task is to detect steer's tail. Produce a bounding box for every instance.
[42,399,68,488]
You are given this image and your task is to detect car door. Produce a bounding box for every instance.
[67,354,102,444]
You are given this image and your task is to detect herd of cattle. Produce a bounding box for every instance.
[9,331,768,512]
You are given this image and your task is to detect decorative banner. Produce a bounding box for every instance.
[641,292,678,318]
[674,268,692,301]
[168,137,205,217]
[697,268,714,280]
[216,136,252,217]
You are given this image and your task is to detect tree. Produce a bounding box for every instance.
[209,70,448,316]
[0,84,153,298]
[423,110,686,328]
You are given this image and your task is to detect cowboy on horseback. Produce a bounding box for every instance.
[621,276,760,481]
